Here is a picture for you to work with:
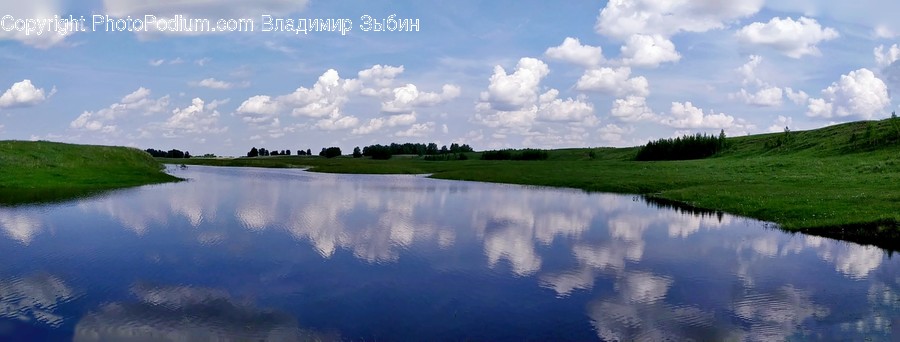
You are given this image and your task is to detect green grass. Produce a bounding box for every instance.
[0,141,180,205]
[165,119,900,240]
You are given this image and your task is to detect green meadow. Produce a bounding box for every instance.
[0,140,180,205]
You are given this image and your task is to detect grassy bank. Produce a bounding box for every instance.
[164,119,900,241]
[1,141,180,205]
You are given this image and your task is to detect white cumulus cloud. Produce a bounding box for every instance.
[474,58,599,131]
[737,55,764,87]
[359,65,405,96]
[280,69,360,118]
[480,57,550,111]
[575,67,649,97]
[235,95,279,124]
[874,44,900,68]
[807,68,891,119]
[382,84,460,114]
[595,0,763,39]
[545,37,604,68]
[314,115,359,131]
[597,124,632,144]
[0,80,53,109]
[662,102,745,130]
[736,17,839,58]
[610,96,656,122]
[236,65,457,135]
[352,113,417,135]
[395,122,436,138]
[536,90,597,124]
[736,86,784,107]
[731,55,808,107]
[162,98,228,136]
[784,88,810,105]
[595,0,760,69]
[70,87,169,133]
[236,69,359,127]
[619,34,681,68]
[196,78,241,90]
[768,115,794,133]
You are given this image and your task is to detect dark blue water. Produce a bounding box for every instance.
[0,165,897,341]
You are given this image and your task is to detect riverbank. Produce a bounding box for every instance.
[0,141,180,205]
[164,119,900,243]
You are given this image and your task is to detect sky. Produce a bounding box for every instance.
[1,0,899,156]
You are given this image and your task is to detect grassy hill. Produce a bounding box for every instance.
[0,141,180,205]
[164,118,900,247]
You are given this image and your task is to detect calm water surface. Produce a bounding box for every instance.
[0,165,897,341]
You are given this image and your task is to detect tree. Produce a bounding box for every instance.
[321,147,342,158]
[307,149,312,156]
[426,143,439,155]
[166,149,185,158]
[636,133,726,161]
[271,150,279,156]
[718,129,727,149]
[440,145,449,154]
[353,146,362,158]
[891,112,900,139]
[297,150,304,156]
[145,149,167,158]
[285,150,291,156]
[363,144,393,159]
[248,147,259,157]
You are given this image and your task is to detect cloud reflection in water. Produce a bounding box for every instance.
[0,165,896,340]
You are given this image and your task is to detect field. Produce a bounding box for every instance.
[163,119,900,247]
[0,141,181,205]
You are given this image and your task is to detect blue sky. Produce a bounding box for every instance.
[1,0,898,156]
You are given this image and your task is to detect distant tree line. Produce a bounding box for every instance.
[241,142,474,160]
[146,148,191,159]
[480,149,549,161]
[636,130,727,161]
[360,142,473,160]
[247,147,312,157]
